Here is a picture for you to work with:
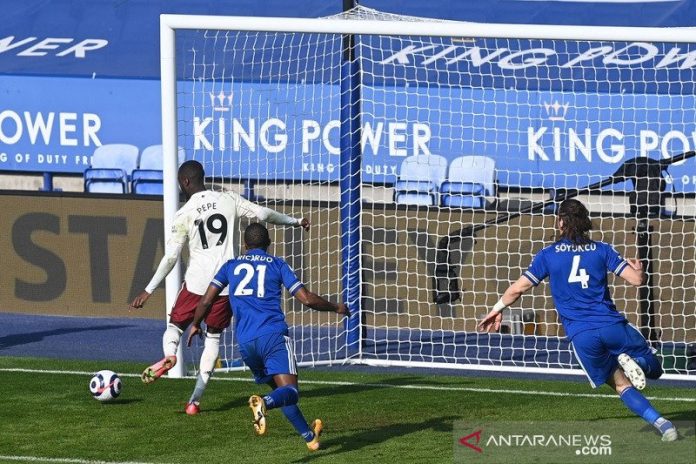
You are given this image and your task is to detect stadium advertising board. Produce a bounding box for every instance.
[3,74,695,192]
[182,81,696,191]
[3,2,696,192]
[0,76,162,174]
[0,194,166,318]
[1,194,692,345]
[3,0,695,81]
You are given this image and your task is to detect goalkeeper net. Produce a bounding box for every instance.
[162,6,696,380]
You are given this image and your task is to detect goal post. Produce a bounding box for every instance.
[160,9,696,381]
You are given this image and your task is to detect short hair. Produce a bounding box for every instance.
[244,222,271,250]
[178,160,204,184]
[557,199,593,244]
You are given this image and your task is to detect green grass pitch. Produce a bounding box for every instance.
[0,356,693,464]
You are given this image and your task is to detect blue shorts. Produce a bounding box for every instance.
[238,331,297,384]
[571,322,657,388]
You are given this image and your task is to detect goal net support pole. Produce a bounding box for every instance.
[340,0,364,357]
[160,20,185,378]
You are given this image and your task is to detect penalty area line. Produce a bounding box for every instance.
[0,367,694,403]
[0,455,160,464]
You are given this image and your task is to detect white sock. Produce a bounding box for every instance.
[189,332,220,404]
[162,323,183,358]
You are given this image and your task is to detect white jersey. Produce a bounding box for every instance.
[145,190,299,296]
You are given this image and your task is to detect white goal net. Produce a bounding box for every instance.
[162,7,696,380]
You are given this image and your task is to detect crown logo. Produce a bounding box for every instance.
[543,101,569,121]
[209,91,233,112]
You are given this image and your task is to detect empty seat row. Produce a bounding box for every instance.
[84,144,185,195]
[394,155,496,208]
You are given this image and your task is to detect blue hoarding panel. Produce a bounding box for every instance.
[3,1,696,81]
[3,74,695,192]
[181,81,696,191]
[0,0,339,79]
[0,75,161,173]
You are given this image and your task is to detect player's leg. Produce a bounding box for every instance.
[185,327,222,415]
[239,339,271,435]
[247,333,321,450]
[569,329,614,389]
[573,328,677,441]
[186,296,231,414]
[603,322,664,390]
[142,283,193,384]
[622,323,663,380]
[607,368,677,442]
[268,374,322,451]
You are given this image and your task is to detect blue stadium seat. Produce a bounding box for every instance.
[137,144,186,170]
[85,144,139,193]
[440,182,486,208]
[84,169,128,193]
[394,155,448,206]
[440,156,496,209]
[131,145,185,195]
[131,169,164,195]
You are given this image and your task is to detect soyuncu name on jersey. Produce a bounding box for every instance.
[555,243,597,253]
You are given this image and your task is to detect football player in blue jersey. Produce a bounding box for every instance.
[188,222,349,451]
[478,199,677,442]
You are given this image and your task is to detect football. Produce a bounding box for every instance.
[89,370,122,402]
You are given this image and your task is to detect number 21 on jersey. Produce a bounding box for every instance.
[233,263,267,298]
[568,255,589,289]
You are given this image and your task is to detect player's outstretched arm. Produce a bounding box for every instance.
[186,284,223,346]
[293,287,349,316]
[128,225,186,310]
[618,258,645,286]
[237,194,310,231]
[477,276,533,333]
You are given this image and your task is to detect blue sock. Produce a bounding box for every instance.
[620,387,661,425]
[281,404,314,442]
[263,385,299,410]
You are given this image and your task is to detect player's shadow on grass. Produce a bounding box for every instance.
[291,415,459,462]
[0,325,131,350]
[603,409,696,422]
[208,376,434,413]
[101,398,143,406]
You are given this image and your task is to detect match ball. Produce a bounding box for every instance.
[89,370,122,402]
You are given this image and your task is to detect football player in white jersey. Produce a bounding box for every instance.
[129,160,309,415]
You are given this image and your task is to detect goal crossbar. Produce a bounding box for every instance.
[161,14,696,42]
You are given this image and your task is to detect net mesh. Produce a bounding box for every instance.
[172,7,696,377]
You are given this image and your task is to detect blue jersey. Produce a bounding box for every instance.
[211,248,303,344]
[523,239,629,340]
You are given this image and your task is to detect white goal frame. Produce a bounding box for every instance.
[160,13,696,381]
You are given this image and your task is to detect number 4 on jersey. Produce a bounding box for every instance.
[568,255,589,289]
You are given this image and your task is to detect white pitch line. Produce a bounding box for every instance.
[1,367,694,403]
[0,455,159,464]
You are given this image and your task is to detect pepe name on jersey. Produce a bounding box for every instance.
[196,201,217,215]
